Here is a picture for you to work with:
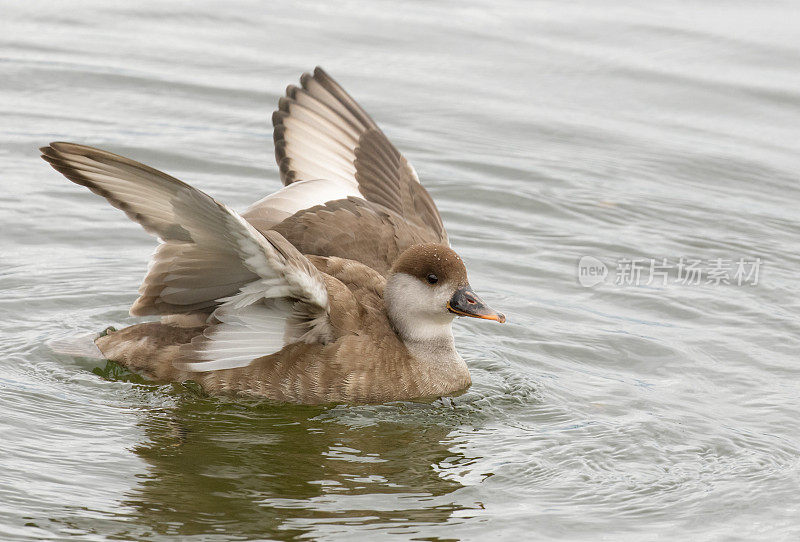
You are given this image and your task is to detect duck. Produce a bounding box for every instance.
[41,67,505,405]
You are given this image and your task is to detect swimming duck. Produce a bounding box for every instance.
[42,67,505,404]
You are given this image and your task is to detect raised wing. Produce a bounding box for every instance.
[41,142,333,370]
[271,67,447,244]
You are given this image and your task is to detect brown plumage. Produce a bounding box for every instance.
[97,252,472,403]
[268,197,442,276]
[42,67,504,405]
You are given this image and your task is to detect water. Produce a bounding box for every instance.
[2,1,800,540]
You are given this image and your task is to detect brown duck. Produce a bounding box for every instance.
[42,67,505,405]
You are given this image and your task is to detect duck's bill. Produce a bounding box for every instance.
[447,285,506,323]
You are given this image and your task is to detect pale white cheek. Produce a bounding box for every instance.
[389,275,450,316]
[385,273,455,342]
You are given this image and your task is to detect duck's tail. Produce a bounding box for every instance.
[47,332,105,359]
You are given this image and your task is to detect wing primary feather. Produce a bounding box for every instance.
[270,68,448,247]
[41,142,335,372]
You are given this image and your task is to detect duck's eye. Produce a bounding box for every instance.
[426,273,438,285]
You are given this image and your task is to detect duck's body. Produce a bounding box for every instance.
[96,255,471,403]
[42,67,503,404]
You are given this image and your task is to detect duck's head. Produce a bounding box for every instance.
[385,243,505,342]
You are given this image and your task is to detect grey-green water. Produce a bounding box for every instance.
[2,1,800,540]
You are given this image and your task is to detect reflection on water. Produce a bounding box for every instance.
[126,398,471,539]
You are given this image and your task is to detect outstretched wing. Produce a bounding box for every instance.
[266,66,447,244]
[41,142,332,370]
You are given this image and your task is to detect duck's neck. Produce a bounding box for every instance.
[388,310,461,363]
[402,328,457,360]
[388,313,465,367]
[401,332,471,397]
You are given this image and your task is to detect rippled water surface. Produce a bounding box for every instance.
[3,1,800,540]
